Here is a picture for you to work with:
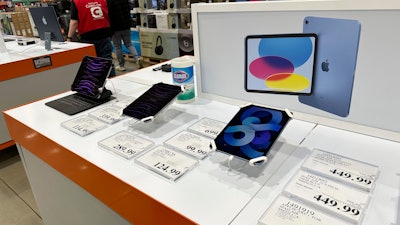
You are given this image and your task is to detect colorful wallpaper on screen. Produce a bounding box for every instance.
[246,34,317,94]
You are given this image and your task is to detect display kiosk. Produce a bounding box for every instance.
[3,1,400,225]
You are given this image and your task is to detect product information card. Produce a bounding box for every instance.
[61,115,107,136]
[302,149,379,191]
[89,106,126,124]
[283,170,369,223]
[98,131,154,159]
[135,146,198,181]
[164,130,213,159]
[187,117,226,139]
[258,195,351,225]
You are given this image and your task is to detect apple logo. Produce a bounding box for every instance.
[42,16,47,25]
[321,59,329,72]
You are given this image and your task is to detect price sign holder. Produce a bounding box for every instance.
[98,131,154,159]
[258,195,351,225]
[283,170,370,224]
[302,149,379,192]
[135,146,199,181]
[61,115,107,136]
[164,130,213,159]
[187,117,226,139]
[112,96,136,108]
[89,106,126,124]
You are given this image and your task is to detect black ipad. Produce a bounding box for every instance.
[71,56,113,98]
[122,82,182,120]
[45,56,114,115]
[214,104,291,160]
[245,33,317,95]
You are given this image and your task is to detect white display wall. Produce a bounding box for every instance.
[191,0,400,141]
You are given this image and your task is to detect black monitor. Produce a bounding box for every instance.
[29,7,65,42]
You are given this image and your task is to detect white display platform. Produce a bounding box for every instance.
[231,125,400,225]
[4,73,316,224]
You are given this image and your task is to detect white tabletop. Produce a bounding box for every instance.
[232,124,400,225]
[0,36,93,64]
[4,74,317,224]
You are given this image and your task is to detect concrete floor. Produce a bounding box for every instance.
[0,145,43,225]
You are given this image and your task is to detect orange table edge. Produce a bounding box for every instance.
[0,44,96,82]
[3,112,197,225]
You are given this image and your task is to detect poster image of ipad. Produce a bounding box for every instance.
[122,82,182,120]
[214,104,291,160]
[245,33,317,95]
[299,16,361,117]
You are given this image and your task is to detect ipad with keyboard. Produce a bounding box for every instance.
[45,56,114,115]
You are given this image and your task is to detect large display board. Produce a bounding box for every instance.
[191,0,400,140]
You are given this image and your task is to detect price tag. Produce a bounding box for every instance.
[164,131,213,159]
[302,149,379,191]
[89,106,126,124]
[61,115,107,136]
[187,117,226,138]
[259,195,351,225]
[98,131,154,159]
[135,146,198,181]
[283,170,369,223]
[113,96,136,108]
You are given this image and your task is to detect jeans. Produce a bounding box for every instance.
[81,37,116,77]
[112,29,139,67]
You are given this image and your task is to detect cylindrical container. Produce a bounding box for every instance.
[0,32,7,53]
[171,56,195,103]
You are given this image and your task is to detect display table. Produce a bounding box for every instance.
[0,37,95,150]
[231,124,400,225]
[4,64,400,224]
[3,65,316,225]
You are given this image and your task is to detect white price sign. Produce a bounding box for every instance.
[164,131,213,159]
[283,170,369,223]
[89,106,126,124]
[113,96,136,108]
[259,195,351,225]
[302,149,379,191]
[135,146,198,181]
[98,131,154,159]
[61,115,107,136]
[188,118,226,138]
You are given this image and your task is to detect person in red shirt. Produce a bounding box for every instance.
[67,0,116,76]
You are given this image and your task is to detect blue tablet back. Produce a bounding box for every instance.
[299,16,361,117]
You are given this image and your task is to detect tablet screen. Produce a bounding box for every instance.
[71,56,113,97]
[245,34,317,95]
[122,82,182,120]
[214,105,291,160]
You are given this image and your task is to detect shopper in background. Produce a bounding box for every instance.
[66,0,116,76]
[107,0,143,71]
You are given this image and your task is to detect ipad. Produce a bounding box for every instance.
[45,56,114,115]
[299,16,361,117]
[214,104,291,161]
[122,82,182,120]
[71,56,113,98]
[245,33,317,95]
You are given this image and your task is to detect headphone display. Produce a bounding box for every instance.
[171,17,176,29]
[155,35,164,55]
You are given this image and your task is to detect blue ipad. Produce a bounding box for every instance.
[214,105,291,161]
[245,33,317,95]
[299,16,361,117]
